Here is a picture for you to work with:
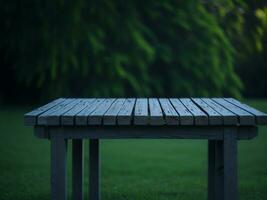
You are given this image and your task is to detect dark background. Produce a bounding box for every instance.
[1,2,267,200]
[1,0,267,105]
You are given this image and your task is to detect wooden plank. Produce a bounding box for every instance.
[192,98,223,125]
[180,98,208,125]
[88,98,116,125]
[134,98,148,125]
[38,99,78,125]
[213,98,255,125]
[61,99,95,125]
[224,98,267,125]
[117,98,136,125]
[103,98,126,125]
[159,98,179,125]
[202,98,237,125]
[169,98,194,125]
[149,98,165,125]
[72,139,83,200]
[24,98,65,126]
[89,139,100,200]
[51,137,68,200]
[75,99,105,125]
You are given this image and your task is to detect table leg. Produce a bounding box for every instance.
[208,128,237,200]
[208,140,223,200]
[223,128,237,200]
[73,139,83,200]
[89,139,100,200]
[51,137,68,200]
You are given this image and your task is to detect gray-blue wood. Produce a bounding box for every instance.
[169,98,194,125]
[89,98,116,125]
[213,98,255,125]
[72,139,83,200]
[223,128,237,200]
[117,98,136,125]
[225,98,267,124]
[62,99,95,125]
[208,140,216,200]
[208,140,215,200]
[159,98,179,125]
[149,98,165,125]
[23,97,267,200]
[208,140,224,200]
[202,98,238,125]
[89,139,100,200]
[180,98,208,125]
[24,98,65,125]
[24,98,267,126]
[38,98,77,125]
[75,99,105,125]
[38,126,257,140]
[134,98,148,125]
[51,137,68,200]
[208,128,237,200]
[103,98,125,125]
[192,98,223,125]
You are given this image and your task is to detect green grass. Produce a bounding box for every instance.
[0,100,267,200]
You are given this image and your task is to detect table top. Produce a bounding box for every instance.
[24,98,267,126]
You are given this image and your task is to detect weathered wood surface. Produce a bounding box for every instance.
[88,98,116,125]
[169,98,194,125]
[213,98,255,125]
[75,99,105,125]
[192,98,223,125]
[134,98,148,125]
[224,98,267,124]
[159,98,179,125]
[24,98,267,126]
[103,98,125,125]
[38,99,77,125]
[117,98,136,125]
[180,98,208,125]
[24,98,65,125]
[202,98,238,125]
[62,99,95,125]
[35,126,258,140]
[149,98,164,125]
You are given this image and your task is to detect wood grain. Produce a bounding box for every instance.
[134,98,148,125]
[159,98,179,125]
[180,98,208,125]
[213,98,255,125]
[24,98,267,126]
[149,98,165,125]
[117,98,136,125]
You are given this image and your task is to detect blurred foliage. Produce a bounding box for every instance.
[235,1,267,97]
[202,0,267,98]
[0,0,266,103]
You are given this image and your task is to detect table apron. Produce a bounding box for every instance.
[34,126,257,140]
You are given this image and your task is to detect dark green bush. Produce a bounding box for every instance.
[1,0,245,102]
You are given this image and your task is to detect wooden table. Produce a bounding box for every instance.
[24,98,267,200]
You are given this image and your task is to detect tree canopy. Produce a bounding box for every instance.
[1,0,267,103]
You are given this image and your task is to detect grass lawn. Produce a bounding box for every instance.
[0,100,267,200]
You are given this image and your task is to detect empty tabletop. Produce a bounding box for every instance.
[24,98,267,126]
